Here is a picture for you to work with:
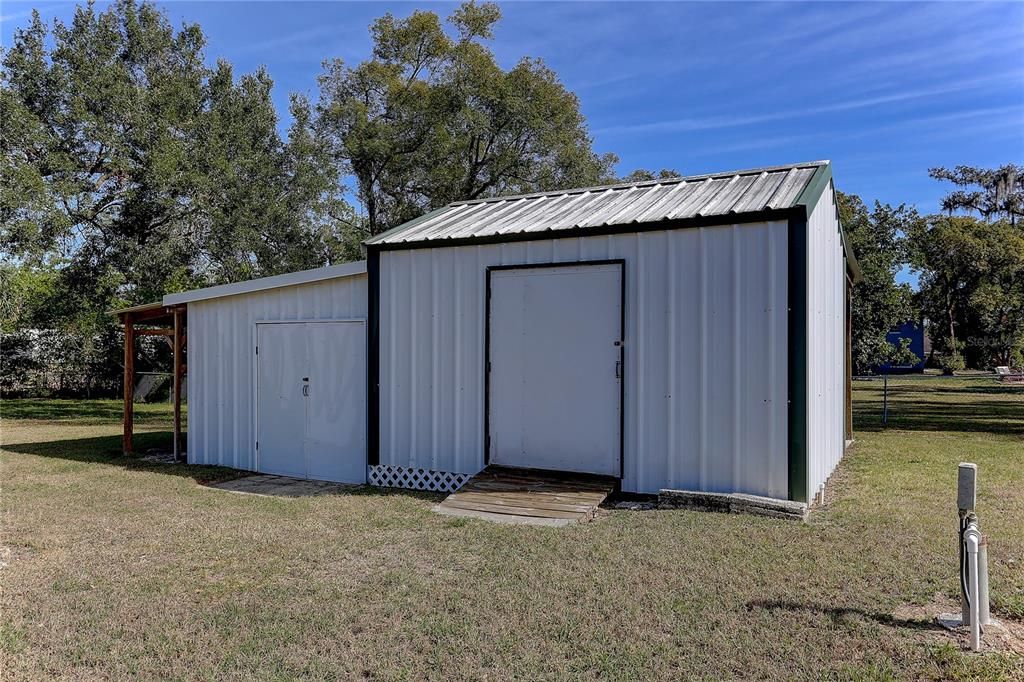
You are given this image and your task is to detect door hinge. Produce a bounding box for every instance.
[255,345,259,355]
[255,440,259,450]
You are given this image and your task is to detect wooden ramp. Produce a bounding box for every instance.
[433,466,617,527]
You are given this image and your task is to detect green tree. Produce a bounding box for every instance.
[196,64,355,284]
[928,164,1024,226]
[908,215,1024,369]
[837,191,919,374]
[619,168,682,183]
[1,2,208,309]
[314,1,616,235]
[0,262,58,333]
[1,0,352,314]
[1,0,352,396]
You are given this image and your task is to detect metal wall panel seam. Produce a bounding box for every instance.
[668,229,677,489]
[453,249,463,470]
[698,227,708,491]
[768,223,779,494]
[733,224,742,492]
[635,233,645,490]
[430,253,439,471]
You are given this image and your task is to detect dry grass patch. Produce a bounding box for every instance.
[1,382,1022,680]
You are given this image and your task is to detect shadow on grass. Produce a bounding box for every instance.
[857,383,1024,397]
[3,431,446,502]
[1,431,235,485]
[342,485,445,502]
[747,599,947,633]
[853,395,1024,435]
[2,398,178,425]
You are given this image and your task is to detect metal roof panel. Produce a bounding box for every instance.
[364,160,830,246]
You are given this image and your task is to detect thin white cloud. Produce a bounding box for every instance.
[683,134,816,158]
[595,71,1024,136]
[1,9,34,23]
[232,24,362,56]
[650,105,1022,167]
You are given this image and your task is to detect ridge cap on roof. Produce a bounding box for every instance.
[447,160,830,207]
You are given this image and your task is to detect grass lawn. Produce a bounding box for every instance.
[1,379,1022,680]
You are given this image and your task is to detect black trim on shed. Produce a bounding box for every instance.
[367,249,381,467]
[786,210,809,503]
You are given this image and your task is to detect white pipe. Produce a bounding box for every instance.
[978,537,990,627]
[960,516,970,625]
[964,524,982,651]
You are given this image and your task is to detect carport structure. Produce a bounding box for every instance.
[111,302,187,459]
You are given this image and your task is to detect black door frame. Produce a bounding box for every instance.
[483,259,626,479]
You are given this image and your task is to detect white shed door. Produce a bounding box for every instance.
[256,323,308,478]
[488,263,622,477]
[256,321,366,483]
[305,322,366,483]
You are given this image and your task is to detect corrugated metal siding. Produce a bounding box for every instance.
[367,162,825,246]
[379,223,789,496]
[187,275,367,469]
[805,183,846,499]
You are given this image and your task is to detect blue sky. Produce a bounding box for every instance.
[3,2,1023,233]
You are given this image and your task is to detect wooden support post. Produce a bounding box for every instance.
[123,313,135,455]
[173,307,183,461]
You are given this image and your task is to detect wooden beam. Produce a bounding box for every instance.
[173,307,183,461]
[123,313,135,455]
[136,328,175,337]
[123,306,175,323]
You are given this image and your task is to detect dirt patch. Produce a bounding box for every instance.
[203,473,358,498]
[0,543,37,570]
[139,448,182,464]
[894,594,1024,655]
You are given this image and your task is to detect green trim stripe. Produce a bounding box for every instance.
[787,214,809,503]
[794,162,833,213]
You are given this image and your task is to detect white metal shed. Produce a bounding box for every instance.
[162,160,857,504]
[364,160,857,503]
[163,261,369,482]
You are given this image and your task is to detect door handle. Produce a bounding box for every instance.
[615,360,622,379]
[302,384,309,397]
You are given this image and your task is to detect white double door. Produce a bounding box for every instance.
[256,321,366,483]
[488,263,622,477]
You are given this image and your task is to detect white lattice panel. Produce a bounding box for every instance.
[368,465,471,493]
